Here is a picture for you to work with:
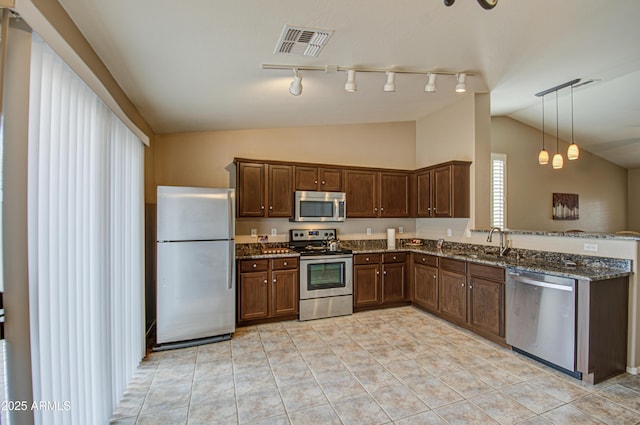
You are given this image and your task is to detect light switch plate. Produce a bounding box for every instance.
[250,229,257,237]
[271,228,277,236]
[398,226,404,234]
[446,228,452,237]
[366,228,372,236]
[583,243,598,252]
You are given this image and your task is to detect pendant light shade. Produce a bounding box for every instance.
[567,85,580,160]
[345,69,357,92]
[552,153,564,169]
[567,143,580,160]
[539,149,549,165]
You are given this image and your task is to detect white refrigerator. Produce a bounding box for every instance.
[156,186,235,348]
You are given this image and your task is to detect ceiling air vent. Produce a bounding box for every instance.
[274,25,334,57]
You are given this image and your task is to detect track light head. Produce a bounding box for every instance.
[455,73,466,93]
[345,69,357,92]
[425,73,437,92]
[383,71,396,92]
[289,68,303,96]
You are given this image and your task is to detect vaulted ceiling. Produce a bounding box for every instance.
[56,0,640,168]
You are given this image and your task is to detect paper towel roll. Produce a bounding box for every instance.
[387,228,396,250]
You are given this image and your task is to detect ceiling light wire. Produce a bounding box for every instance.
[552,90,564,169]
[567,84,580,160]
[538,95,549,165]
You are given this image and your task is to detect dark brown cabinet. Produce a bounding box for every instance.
[295,166,343,192]
[238,257,299,323]
[344,169,410,218]
[412,254,438,312]
[353,254,382,306]
[236,160,293,218]
[354,253,407,309]
[439,258,467,323]
[416,161,471,218]
[468,263,505,338]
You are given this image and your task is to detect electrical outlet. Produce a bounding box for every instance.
[447,228,452,237]
[466,229,472,238]
[366,228,372,236]
[250,229,257,237]
[271,228,277,236]
[398,226,404,234]
[583,243,598,252]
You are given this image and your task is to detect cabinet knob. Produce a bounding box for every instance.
[273,279,277,284]
[383,271,387,275]
[433,275,437,279]
[461,283,465,287]
[366,257,369,261]
[422,258,426,262]
[283,261,288,266]
[393,256,396,260]
[381,207,384,212]
[261,205,265,210]
[374,207,378,212]
[314,180,318,184]
[376,271,380,275]
[263,280,267,284]
[321,180,325,185]
[252,263,257,268]
[269,206,273,210]
[469,285,473,289]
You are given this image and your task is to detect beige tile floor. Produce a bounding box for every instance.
[110,307,640,425]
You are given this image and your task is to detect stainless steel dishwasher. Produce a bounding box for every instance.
[506,268,581,379]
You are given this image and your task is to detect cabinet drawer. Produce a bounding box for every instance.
[354,253,382,265]
[239,259,269,272]
[413,254,437,267]
[272,257,299,270]
[383,252,406,264]
[469,263,505,282]
[440,258,466,274]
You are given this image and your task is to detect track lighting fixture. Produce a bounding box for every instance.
[289,68,302,96]
[455,73,466,93]
[345,69,357,92]
[262,64,475,95]
[383,71,396,92]
[444,0,498,10]
[424,73,437,92]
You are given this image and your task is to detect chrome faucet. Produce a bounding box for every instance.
[487,227,510,256]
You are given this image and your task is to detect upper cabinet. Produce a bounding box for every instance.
[295,166,343,192]
[344,169,410,218]
[236,160,293,218]
[416,161,471,218]
[235,158,469,219]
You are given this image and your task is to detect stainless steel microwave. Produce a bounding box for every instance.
[294,191,346,222]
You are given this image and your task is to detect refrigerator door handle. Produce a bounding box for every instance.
[229,242,235,290]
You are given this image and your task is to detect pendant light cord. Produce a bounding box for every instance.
[541,95,545,149]
[571,85,574,144]
[555,91,559,153]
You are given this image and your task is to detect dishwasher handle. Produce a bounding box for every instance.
[511,276,573,292]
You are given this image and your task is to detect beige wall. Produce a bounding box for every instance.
[628,169,640,232]
[492,116,627,233]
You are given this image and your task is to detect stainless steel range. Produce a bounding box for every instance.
[289,229,353,321]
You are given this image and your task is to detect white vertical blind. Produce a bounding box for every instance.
[27,35,144,425]
[491,153,507,229]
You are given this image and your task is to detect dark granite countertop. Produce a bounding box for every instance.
[236,239,632,282]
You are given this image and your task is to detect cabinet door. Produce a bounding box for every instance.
[416,171,432,217]
[237,162,266,217]
[433,165,452,217]
[380,172,410,217]
[344,169,378,218]
[295,166,318,191]
[239,271,269,321]
[468,276,504,337]
[268,164,293,217]
[354,264,380,306]
[382,262,406,303]
[439,269,467,323]
[271,269,299,316]
[319,167,343,192]
[414,263,438,311]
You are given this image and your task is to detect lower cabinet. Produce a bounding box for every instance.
[411,253,505,343]
[238,257,299,323]
[412,254,439,312]
[354,252,407,309]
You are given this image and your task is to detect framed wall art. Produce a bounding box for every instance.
[553,193,579,220]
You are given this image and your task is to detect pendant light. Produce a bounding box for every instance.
[538,95,549,165]
[552,91,564,169]
[567,84,580,160]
